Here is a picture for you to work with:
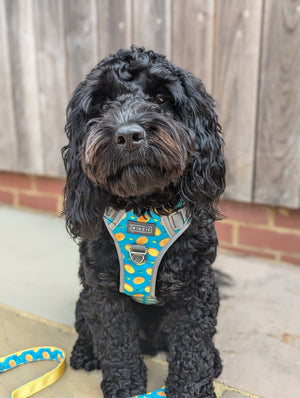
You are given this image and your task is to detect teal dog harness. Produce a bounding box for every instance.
[104,204,190,305]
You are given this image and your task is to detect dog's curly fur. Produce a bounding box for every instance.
[62,47,226,398]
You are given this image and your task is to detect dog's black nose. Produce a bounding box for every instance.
[115,124,146,150]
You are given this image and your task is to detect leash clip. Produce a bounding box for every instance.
[129,245,147,265]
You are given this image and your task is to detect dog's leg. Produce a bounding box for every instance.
[70,297,101,371]
[83,290,147,398]
[163,282,221,397]
[133,303,167,356]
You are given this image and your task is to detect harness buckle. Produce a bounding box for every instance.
[129,245,148,265]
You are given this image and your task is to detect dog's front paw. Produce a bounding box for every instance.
[101,365,146,398]
[101,383,145,398]
[165,381,216,398]
[70,337,101,371]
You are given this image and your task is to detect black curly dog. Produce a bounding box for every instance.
[62,47,225,398]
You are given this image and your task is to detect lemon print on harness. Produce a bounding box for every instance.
[104,204,190,305]
[124,264,135,274]
[136,236,148,245]
[115,232,125,241]
[148,248,159,257]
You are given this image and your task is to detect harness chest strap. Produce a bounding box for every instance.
[104,205,190,305]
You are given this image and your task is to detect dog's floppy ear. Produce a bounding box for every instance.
[61,82,107,241]
[179,72,226,225]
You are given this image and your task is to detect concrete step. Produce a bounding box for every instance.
[0,304,258,398]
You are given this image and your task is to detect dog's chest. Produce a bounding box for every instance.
[103,206,190,305]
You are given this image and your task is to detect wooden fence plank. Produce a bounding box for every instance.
[0,0,299,208]
[98,0,132,60]
[63,0,99,95]
[33,0,68,176]
[4,0,44,174]
[133,0,171,57]
[213,0,263,203]
[0,0,17,171]
[171,0,215,92]
[254,0,300,208]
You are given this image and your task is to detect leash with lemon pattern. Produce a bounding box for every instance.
[0,347,66,397]
[0,346,167,398]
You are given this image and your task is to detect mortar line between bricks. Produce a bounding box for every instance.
[17,189,63,199]
[16,204,59,216]
[30,174,37,190]
[219,245,278,261]
[227,241,299,257]
[219,245,300,267]
[267,207,275,228]
[232,223,239,246]
[221,242,278,255]
[0,186,62,198]
[218,219,300,235]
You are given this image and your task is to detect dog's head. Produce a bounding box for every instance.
[62,47,225,240]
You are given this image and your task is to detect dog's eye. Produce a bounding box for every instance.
[100,103,108,112]
[154,94,165,104]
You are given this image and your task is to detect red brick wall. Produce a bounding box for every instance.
[0,172,64,214]
[1,171,300,266]
[216,201,300,266]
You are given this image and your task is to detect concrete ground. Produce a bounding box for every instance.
[0,206,299,398]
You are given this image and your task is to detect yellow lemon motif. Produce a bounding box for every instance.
[148,248,159,257]
[25,354,33,362]
[136,236,148,245]
[133,277,145,284]
[124,283,134,292]
[58,354,62,362]
[146,268,153,275]
[115,233,125,241]
[42,351,50,360]
[159,238,170,247]
[124,264,135,274]
[137,215,149,223]
[132,294,143,299]
[125,244,131,252]
[157,392,166,396]
[155,227,161,236]
[9,360,16,367]
[145,286,150,293]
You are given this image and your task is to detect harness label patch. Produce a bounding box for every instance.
[127,221,156,236]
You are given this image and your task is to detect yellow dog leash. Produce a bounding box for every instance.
[0,347,66,397]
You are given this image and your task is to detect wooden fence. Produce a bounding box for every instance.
[0,0,299,208]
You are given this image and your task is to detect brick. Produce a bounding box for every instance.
[219,244,276,261]
[238,226,300,254]
[274,208,300,230]
[0,172,32,190]
[35,176,65,195]
[19,193,58,213]
[218,200,269,225]
[281,254,300,266]
[215,222,234,243]
[0,189,15,205]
